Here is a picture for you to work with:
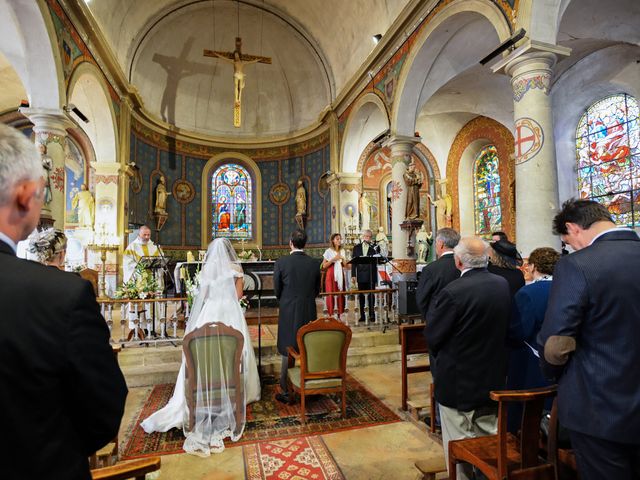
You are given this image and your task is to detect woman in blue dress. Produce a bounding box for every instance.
[506,247,560,433]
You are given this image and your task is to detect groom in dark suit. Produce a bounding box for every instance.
[274,229,321,403]
[539,199,640,479]
[0,124,127,480]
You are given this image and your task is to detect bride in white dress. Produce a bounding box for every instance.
[141,238,261,456]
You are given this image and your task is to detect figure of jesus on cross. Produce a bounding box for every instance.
[204,37,271,127]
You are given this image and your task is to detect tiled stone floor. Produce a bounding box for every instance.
[118,361,446,479]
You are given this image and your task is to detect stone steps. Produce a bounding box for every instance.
[120,327,401,388]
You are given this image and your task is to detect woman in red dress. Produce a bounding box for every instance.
[322,233,347,317]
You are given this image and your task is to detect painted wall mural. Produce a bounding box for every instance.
[128,121,331,251]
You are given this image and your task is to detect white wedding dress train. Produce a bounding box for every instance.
[140,240,260,456]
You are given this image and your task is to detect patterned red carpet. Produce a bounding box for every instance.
[248,325,275,342]
[243,436,344,480]
[121,375,400,459]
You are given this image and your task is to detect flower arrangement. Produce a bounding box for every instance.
[239,295,250,311]
[182,264,201,308]
[237,249,257,262]
[28,228,66,263]
[113,263,159,300]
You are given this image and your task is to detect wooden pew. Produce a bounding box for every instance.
[399,324,435,430]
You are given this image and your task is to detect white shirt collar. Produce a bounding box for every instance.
[590,227,634,245]
[440,251,454,257]
[0,231,17,254]
[290,248,304,254]
[460,267,473,276]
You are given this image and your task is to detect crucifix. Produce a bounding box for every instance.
[204,37,271,127]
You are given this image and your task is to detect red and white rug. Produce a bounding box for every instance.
[243,436,344,480]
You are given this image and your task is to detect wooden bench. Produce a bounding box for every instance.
[415,457,447,479]
[399,324,436,431]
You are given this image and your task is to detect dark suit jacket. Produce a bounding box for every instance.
[351,242,377,285]
[0,240,128,480]
[538,230,640,444]
[426,268,510,411]
[274,251,321,355]
[488,264,525,298]
[416,253,460,321]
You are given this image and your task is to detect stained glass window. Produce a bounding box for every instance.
[211,163,252,239]
[576,94,640,226]
[473,145,502,235]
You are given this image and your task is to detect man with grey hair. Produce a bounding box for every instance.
[0,124,127,479]
[425,237,510,480]
[351,228,378,322]
[417,227,461,320]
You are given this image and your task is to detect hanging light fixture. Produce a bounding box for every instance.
[372,34,382,45]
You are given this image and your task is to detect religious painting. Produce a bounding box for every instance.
[576,94,640,227]
[473,145,502,235]
[211,163,252,239]
[64,137,87,226]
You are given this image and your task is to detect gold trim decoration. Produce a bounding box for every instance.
[172,179,195,205]
[446,116,516,242]
[269,182,291,206]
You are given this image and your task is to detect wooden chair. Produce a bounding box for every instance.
[287,317,352,424]
[89,345,123,469]
[91,456,161,479]
[448,385,558,480]
[399,324,437,427]
[79,268,99,296]
[182,322,244,432]
[547,398,579,479]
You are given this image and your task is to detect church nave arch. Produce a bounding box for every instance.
[201,152,262,249]
[340,92,389,174]
[0,0,64,111]
[391,0,510,138]
[67,63,119,165]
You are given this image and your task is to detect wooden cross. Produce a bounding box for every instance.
[204,37,272,127]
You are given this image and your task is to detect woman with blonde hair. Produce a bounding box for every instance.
[28,228,67,269]
[322,233,346,317]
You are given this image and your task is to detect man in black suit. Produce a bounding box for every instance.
[426,237,510,480]
[416,227,460,321]
[0,124,127,480]
[274,229,321,403]
[351,229,378,322]
[539,199,640,480]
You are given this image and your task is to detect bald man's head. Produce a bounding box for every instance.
[453,236,489,269]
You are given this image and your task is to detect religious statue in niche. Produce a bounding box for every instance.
[359,193,372,231]
[416,225,433,264]
[403,160,423,220]
[72,184,95,228]
[203,37,272,127]
[38,143,53,205]
[428,179,453,229]
[295,178,307,230]
[376,226,389,257]
[154,176,171,215]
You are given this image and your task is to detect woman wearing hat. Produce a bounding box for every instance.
[488,239,524,297]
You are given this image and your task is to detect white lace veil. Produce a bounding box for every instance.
[181,237,247,455]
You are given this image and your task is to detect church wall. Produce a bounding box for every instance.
[128,121,331,257]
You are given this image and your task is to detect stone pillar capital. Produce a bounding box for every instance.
[383,135,421,155]
[92,162,121,176]
[492,39,571,79]
[19,108,73,136]
[337,172,362,185]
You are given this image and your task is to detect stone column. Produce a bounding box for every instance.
[326,172,340,234]
[493,40,570,255]
[338,173,361,237]
[20,108,73,229]
[383,136,421,260]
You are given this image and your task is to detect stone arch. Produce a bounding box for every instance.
[392,0,510,137]
[341,91,390,173]
[201,152,262,248]
[517,0,573,44]
[67,63,118,164]
[446,116,515,240]
[0,0,64,109]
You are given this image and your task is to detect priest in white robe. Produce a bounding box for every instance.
[123,225,163,282]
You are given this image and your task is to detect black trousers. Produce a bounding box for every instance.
[569,429,640,480]
[357,281,375,320]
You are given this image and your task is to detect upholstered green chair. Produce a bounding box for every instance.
[182,322,244,432]
[287,317,352,423]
